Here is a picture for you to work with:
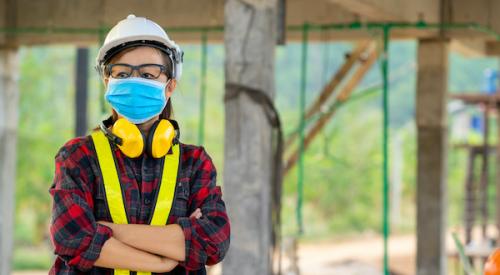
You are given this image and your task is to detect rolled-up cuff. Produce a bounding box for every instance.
[176,217,200,270]
[68,223,113,271]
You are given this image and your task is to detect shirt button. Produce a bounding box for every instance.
[144,198,151,205]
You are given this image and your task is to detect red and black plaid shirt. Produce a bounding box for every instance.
[48,134,230,274]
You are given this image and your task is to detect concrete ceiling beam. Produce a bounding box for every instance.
[328,0,439,22]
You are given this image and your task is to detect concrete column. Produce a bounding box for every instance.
[416,39,449,275]
[223,1,277,274]
[0,48,20,275]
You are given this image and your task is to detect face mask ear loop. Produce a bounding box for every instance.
[164,79,172,93]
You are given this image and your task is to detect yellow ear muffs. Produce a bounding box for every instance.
[146,119,176,158]
[111,118,145,158]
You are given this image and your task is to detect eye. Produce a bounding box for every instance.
[115,72,130,79]
[140,72,155,79]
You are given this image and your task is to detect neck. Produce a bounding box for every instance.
[136,116,159,137]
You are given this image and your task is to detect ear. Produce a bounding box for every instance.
[165,79,177,98]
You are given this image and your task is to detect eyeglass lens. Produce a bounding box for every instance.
[109,64,164,79]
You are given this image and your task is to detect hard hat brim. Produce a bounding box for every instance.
[97,35,175,66]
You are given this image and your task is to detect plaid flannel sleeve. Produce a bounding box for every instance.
[176,147,231,270]
[49,140,113,271]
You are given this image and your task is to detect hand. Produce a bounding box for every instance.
[189,208,202,219]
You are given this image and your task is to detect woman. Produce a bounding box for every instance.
[49,15,230,274]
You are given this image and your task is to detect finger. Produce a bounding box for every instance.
[189,209,199,219]
[195,210,202,219]
[190,208,202,219]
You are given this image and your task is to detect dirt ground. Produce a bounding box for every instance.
[286,233,417,275]
[287,227,486,275]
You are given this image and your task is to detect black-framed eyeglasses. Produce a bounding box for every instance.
[105,63,169,79]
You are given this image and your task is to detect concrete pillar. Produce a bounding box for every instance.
[0,48,20,275]
[222,1,277,274]
[416,38,449,275]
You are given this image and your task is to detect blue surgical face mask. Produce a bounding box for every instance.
[105,77,169,124]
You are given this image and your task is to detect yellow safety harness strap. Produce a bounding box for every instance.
[138,143,180,275]
[91,131,129,225]
[91,131,129,275]
[91,131,180,275]
[150,143,180,226]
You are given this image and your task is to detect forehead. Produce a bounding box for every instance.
[112,46,163,65]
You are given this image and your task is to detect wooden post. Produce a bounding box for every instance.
[284,41,370,149]
[496,103,500,246]
[223,0,277,274]
[416,38,449,275]
[480,107,490,240]
[284,46,378,174]
[0,48,19,275]
[464,148,476,244]
[75,48,89,136]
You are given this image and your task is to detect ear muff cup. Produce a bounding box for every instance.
[146,119,176,158]
[111,118,145,158]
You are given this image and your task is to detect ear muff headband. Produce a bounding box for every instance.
[100,118,122,145]
[145,120,161,158]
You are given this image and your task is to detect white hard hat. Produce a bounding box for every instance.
[96,14,183,80]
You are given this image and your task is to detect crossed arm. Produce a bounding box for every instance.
[93,209,202,272]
